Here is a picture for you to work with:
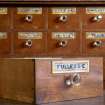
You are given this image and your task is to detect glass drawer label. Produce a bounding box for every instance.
[18,32,42,39]
[0,32,7,39]
[52,60,89,73]
[52,32,76,39]
[86,8,105,14]
[51,8,76,14]
[17,8,42,14]
[86,32,105,39]
[0,8,7,14]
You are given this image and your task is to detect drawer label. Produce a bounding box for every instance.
[0,32,7,39]
[86,32,105,39]
[52,32,76,39]
[0,8,7,14]
[18,32,42,39]
[51,8,76,14]
[17,8,42,14]
[52,60,89,73]
[86,8,105,14]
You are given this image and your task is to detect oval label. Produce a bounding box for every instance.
[18,32,42,39]
[52,32,76,39]
[17,7,42,14]
[86,8,105,14]
[86,32,105,39]
[52,60,89,74]
[51,7,76,14]
[0,32,7,39]
[0,8,8,14]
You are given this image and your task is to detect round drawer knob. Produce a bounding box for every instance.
[65,79,72,87]
[73,74,81,86]
[59,15,68,22]
[93,15,103,22]
[25,15,33,22]
[25,40,32,47]
[93,40,102,47]
[58,40,68,47]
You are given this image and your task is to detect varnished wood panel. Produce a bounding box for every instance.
[0,59,34,103]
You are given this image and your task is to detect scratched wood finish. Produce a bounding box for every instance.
[35,58,103,104]
[0,59,34,103]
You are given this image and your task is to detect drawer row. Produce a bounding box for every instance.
[0,31,105,57]
[1,7,105,31]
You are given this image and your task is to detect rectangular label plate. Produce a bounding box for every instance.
[17,8,42,14]
[52,60,89,73]
[51,7,76,14]
[86,32,105,39]
[18,32,42,39]
[0,32,7,39]
[0,8,7,14]
[86,8,105,14]
[52,32,76,39]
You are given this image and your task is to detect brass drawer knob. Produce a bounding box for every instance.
[93,15,103,22]
[73,74,81,86]
[93,40,102,47]
[65,79,72,87]
[58,40,68,47]
[25,40,32,47]
[25,15,33,22]
[59,15,68,22]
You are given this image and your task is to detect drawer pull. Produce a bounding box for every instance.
[73,74,81,86]
[25,40,32,47]
[65,78,72,87]
[93,15,103,22]
[25,15,33,22]
[93,40,102,47]
[59,15,68,22]
[58,40,68,47]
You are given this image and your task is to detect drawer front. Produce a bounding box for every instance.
[83,31,105,56]
[48,7,80,31]
[35,58,103,104]
[0,8,10,30]
[13,7,46,31]
[47,31,81,56]
[0,32,11,55]
[14,32,46,55]
[83,7,105,30]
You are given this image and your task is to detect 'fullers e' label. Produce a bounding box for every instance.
[52,60,89,73]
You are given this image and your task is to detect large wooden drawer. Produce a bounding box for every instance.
[35,58,103,104]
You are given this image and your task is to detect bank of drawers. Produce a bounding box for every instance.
[1,7,105,57]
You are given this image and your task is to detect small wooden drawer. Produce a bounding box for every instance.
[0,31,11,55]
[0,8,11,30]
[35,58,103,104]
[48,7,80,31]
[83,31,105,56]
[83,7,105,31]
[47,31,81,56]
[13,7,46,31]
[13,31,46,56]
